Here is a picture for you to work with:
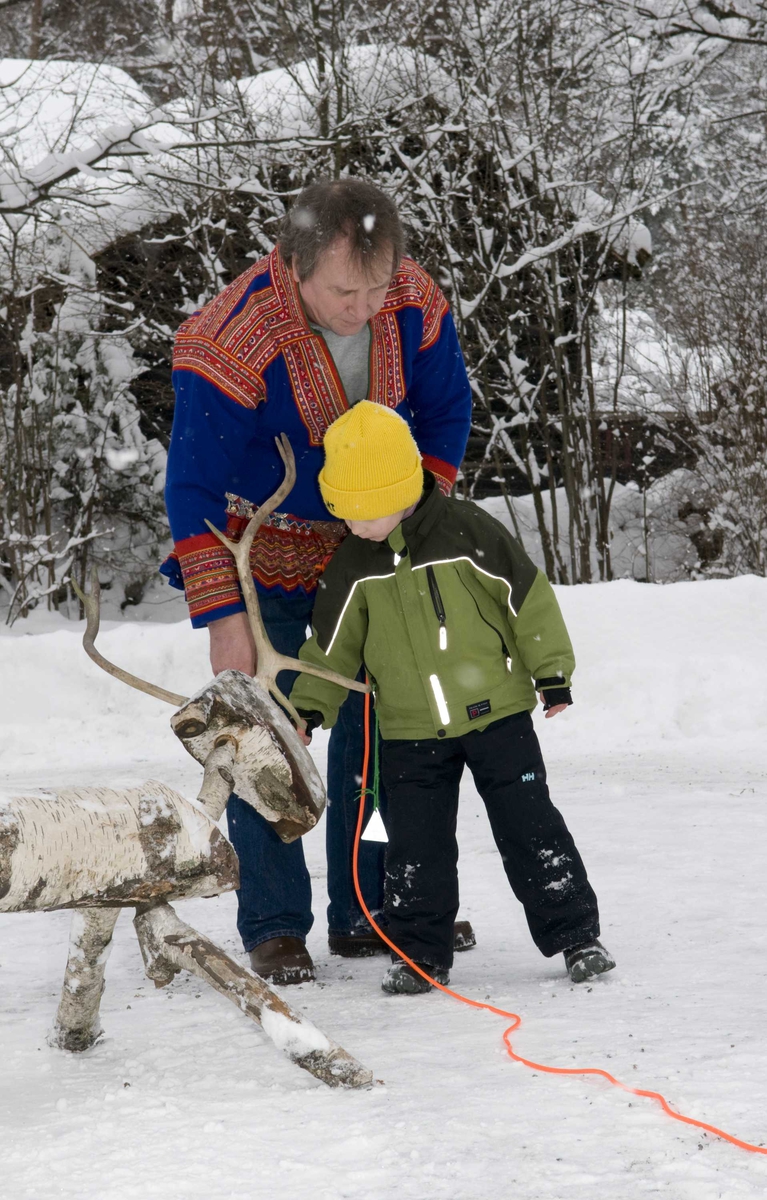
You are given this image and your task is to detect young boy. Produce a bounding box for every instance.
[290,402,614,995]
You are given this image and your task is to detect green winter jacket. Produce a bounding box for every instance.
[290,473,575,740]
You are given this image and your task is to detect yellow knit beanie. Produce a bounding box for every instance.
[319,401,423,520]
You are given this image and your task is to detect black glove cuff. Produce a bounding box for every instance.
[536,676,567,690]
[295,708,324,733]
[539,687,573,710]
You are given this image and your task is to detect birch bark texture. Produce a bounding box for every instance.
[0,781,238,912]
[51,907,121,1051]
[172,670,328,842]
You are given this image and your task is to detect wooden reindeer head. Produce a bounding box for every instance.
[74,434,367,842]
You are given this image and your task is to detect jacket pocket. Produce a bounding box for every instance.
[455,573,512,672]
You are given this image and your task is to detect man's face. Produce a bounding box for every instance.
[346,509,409,541]
[294,237,394,336]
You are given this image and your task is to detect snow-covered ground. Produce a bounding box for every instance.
[2,576,767,1199]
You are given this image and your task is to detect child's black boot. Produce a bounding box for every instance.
[564,939,615,983]
[381,961,449,995]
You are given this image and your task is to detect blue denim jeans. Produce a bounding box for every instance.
[226,590,387,951]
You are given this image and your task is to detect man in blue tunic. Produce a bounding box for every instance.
[162,177,473,983]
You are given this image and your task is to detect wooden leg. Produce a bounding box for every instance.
[52,907,121,1051]
[134,903,373,1089]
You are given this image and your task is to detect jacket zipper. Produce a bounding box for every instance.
[425,565,448,650]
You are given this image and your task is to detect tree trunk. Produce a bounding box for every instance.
[29,0,42,57]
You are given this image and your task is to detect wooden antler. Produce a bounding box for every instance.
[72,572,188,708]
[206,433,369,728]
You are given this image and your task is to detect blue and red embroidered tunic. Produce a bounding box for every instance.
[161,247,472,627]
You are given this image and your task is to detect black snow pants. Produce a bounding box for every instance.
[380,711,600,970]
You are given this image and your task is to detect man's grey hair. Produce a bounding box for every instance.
[279,177,406,281]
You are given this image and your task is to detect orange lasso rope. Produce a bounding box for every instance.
[351,690,767,1156]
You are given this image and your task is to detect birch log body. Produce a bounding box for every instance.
[0,782,238,912]
[172,671,327,842]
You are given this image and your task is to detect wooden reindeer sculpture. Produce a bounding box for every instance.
[0,436,372,1088]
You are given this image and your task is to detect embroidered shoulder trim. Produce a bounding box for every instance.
[383,258,450,350]
[173,257,272,409]
[172,250,449,434]
[174,249,311,411]
[175,255,270,344]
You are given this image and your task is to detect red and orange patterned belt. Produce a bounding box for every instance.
[224,493,347,593]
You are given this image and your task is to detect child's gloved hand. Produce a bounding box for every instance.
[294,709,323,745]
[537,686,573,719]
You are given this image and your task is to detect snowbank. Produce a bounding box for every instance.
[552,574,767,749]
[2,575,765,775]
[0,58,184,251]
[0,614,206,778]
[236,44,455,140]
[0,59,173,166]
[478,475,699,582]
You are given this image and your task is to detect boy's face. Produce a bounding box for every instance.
[346,508,410,541]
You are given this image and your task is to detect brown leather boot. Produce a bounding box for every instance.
[248,937,316,985]
[329,920,477,958]
[453,920,477,952]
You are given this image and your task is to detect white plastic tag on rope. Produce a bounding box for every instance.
[361,808,388,843]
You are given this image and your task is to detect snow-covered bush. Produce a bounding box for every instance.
[601,194,767,581]
[0,60,174,621]
[0,241,168,620]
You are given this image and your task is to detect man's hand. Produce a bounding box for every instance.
[209,611,257,676]
[539,693,569,719]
